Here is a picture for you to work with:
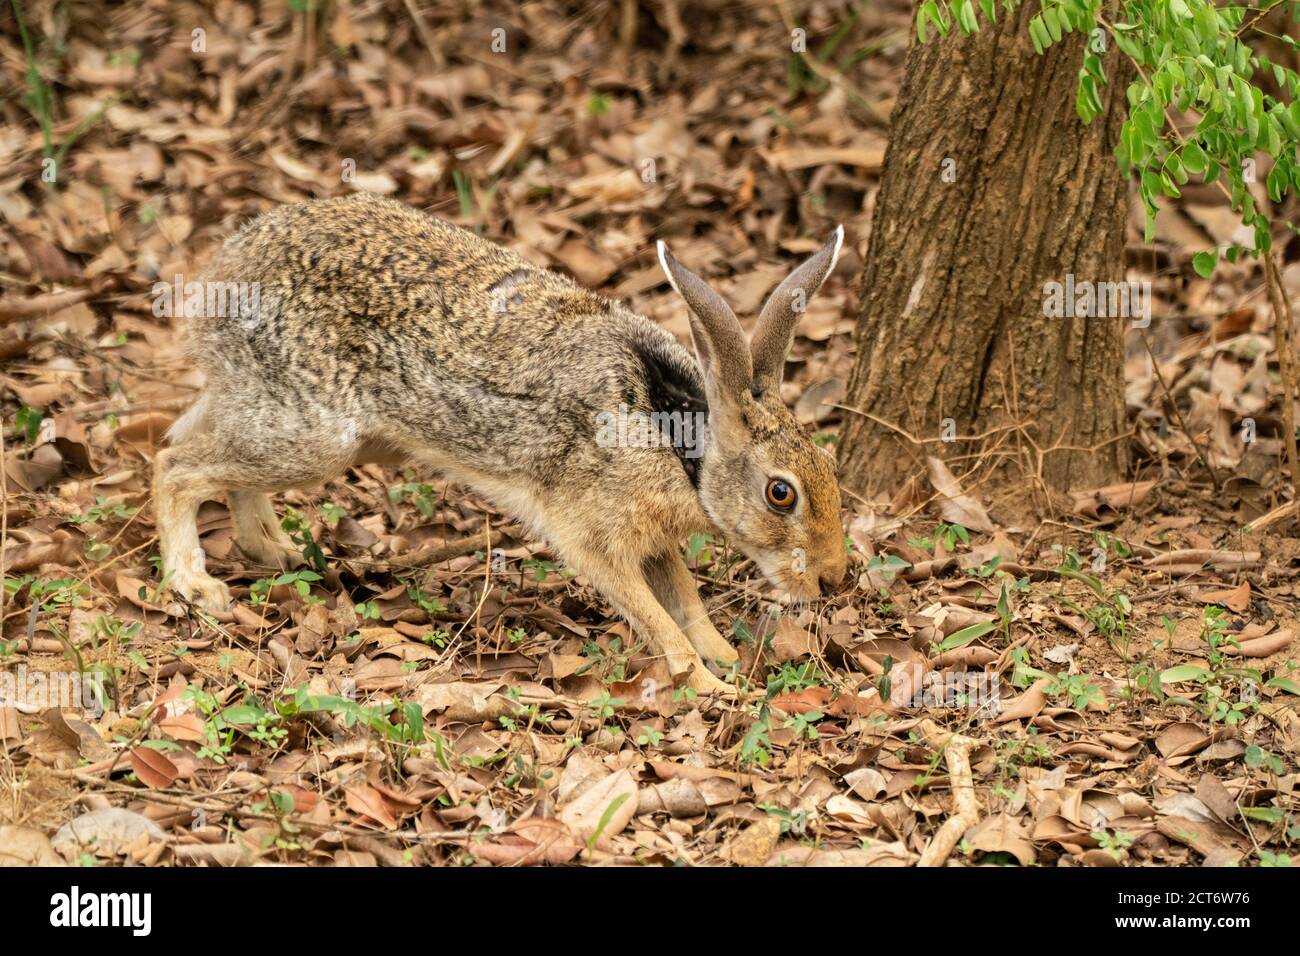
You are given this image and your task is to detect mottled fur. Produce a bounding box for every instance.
[155,193,846,696]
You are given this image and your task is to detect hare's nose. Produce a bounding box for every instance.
[819,566,845,597]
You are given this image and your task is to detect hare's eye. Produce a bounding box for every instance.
[765,479,797,513]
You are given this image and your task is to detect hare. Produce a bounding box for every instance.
[154,194,847,697]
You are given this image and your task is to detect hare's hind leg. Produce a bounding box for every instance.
[229,492,302,570]
[153,436,236,612]
[154,425,344,612]
[644,551,739,666]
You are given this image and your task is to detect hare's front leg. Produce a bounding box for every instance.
[564,546,736,698]
[644,550,739,667]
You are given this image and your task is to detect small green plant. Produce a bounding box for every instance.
[1245,743,1285,776]
[1159,606,1264,725]
[522,558,568,582]
[250,788,303,851]
[421,628,450,649]
[70,496,139,525]
[405,584,446,616]
[994,729,1054,780]
[389,480,436,517]
[579,636,629,683]
[1092,828,1134,860]
[686,533,714,564]
[740,706,773,767]
[12,0,114,182]
[1052,563,1132,659]
[280,507,327,571]
[453,169,476,223]
[784,710,823,741]
[758,803,813,837]
[589,690,623,723]
[249,569,323,605]
[319,502,347,525]
[865,553,911,582]
[1048,671,1105,710]
[766,660,824,695]
[937,522,969,552]
[967,554,1003,578]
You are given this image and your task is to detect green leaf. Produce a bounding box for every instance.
[940,621,997,651]
[221,703,274,725]
[587,792,631,851]
[1192,250,1217,278]
[1265,676,1300,696]
[1241,806,1284,825]
[1042,6,1063,44]
[956,0,978,35]
[1159,664,1211,684]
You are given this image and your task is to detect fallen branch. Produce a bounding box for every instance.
[1265,250,1300,502]
[377,524,525,574]
[0,288,94,325]
[1244,498,1299,534]
[917,720,982,867]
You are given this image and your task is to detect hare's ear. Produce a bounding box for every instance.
[657,241,753,428]
[750,226,844,394]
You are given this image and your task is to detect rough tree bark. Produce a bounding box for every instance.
[839,6,1131,505]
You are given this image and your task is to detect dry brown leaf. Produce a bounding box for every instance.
[557,768,637,847]
[926,457,995,533]
[345,784,400,830]
[130,747,179,788]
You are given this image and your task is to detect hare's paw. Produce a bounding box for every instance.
[239,537,304,571]
[686,667,738,700]
[170,571,232,614]
[688,624,739,666]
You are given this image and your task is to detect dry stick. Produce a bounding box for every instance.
[403,0,445,70]
[0,288,94,325]
[1265,251,1300,498]
[371,524,523,576]
[1138,329,1220,495]
[917,720,981,867]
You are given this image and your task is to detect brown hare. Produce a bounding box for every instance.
[155,194,847,697]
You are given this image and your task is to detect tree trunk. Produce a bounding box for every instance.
[839,6,1130,508]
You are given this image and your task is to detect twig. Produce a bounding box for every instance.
[1244,498,1299,534]
[403,0,445,69]
[917,720,981,867]
[0,288,95,325]
[1265,251,1300,500]
[373,524,523,575]
[1138,329,1220,494]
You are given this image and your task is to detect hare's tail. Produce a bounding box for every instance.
[167,393,211,445]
